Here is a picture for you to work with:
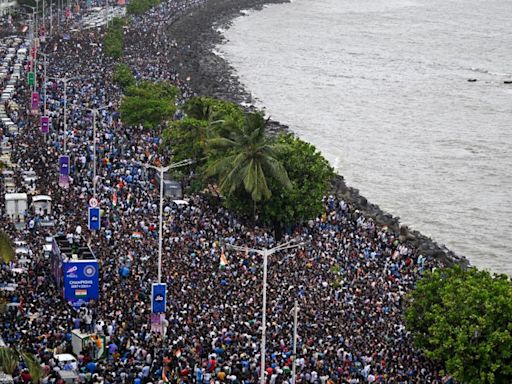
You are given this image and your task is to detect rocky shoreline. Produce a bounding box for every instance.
[166,0,469,268]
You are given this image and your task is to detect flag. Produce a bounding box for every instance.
[162,356,171,382]
[112,191,117,207]
[220,248,228,269]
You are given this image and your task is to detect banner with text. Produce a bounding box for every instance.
[63,260,99,307]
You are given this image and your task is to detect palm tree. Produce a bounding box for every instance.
[0,231,14,264]
[205,112,291,211]
[0,347,43,382]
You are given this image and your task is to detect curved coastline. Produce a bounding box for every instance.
[165,0,469,268]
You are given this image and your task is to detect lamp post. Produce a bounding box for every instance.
[38,52,49,114]
[86,106,110,197]
[141,159,194,283]
[47,76,81,153]
[22,6,38,93]
[227,240,303,384]
[291,299,299,384]
[34,0,41,33]
[38,52,50,140]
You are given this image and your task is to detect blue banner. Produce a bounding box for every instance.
[151,283,167,313]
[63,261,99,306]
[41,116,49,134]
[59,155,70,188]
[88,207,101,230]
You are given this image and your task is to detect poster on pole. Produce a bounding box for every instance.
[59,155,70,188]
[88,207,101,231]
[40,116,49,134]
[27,72,35,85]
[63,260,99,307]
[31,92,39,110]
[151,283,167,313]
[150,313,164,334]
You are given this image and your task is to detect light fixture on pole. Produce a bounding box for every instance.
[140,159,194,284]
[227,240,303,384]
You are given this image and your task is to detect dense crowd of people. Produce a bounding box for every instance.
[1,1,451,383]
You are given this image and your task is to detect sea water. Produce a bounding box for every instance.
[220,0,512,274]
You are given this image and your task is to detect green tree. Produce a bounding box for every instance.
[405,266,512,384]
[126,0,160,15]
[0,347,43,382]
[161,118,209,163]
[205,112,291,209]
[183,96,244,123]
[259,134,334,229]
[104,17,126,59]
[113,63,135,89]
[120,81,178,129]
[0,230,14,264]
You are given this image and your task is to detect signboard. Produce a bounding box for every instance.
[150,313,164,334]
[89,197,98,208]
[40,116,49,134]
[88,207,101,230]
[31,92,39,110]
[150,313,165,333]
[59,155,70,188]
[151,283,167,313]
[63,260,99,306]
[27,72,35,85]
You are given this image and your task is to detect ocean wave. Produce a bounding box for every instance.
[468,67,511,77]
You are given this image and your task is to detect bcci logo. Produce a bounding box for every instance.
[84,265,96,277]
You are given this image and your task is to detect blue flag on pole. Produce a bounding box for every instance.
[88,207,101,230]
[151,283,167,313]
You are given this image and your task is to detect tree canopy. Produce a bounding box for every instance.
[0,230,14,264]
[405,266,512,384]
[204,112,291,204]
[183,96,244,123]
[161,97,243,168]
[127,0,161,15]
[120,81,178,129]
[158,96,335,227]
[259,134,334,227]
[113,63,135,89]
[104,17,126,59]
[0,347,43,382]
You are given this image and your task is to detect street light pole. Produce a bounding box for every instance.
[39,52,49,114]
[142,159,194,283]
[227,240,303,384]
[87,106,109,197]
[292,299,298,384]
[48,76,81,153]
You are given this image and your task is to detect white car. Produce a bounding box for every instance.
[54,353,78,371]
